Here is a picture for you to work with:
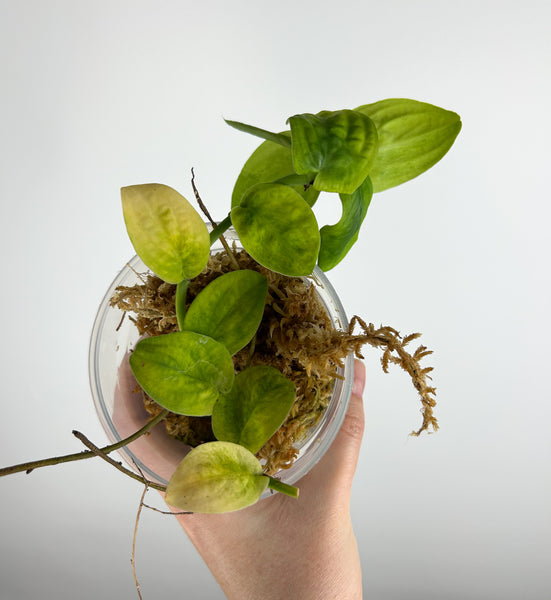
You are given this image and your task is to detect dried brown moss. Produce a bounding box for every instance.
[110,248,438,474]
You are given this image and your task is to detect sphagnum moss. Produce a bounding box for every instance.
[111,248,437,475]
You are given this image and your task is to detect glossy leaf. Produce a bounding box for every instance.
[354,98,461,192]
[165,441,269,513]
[212,365,296,454]
[121,183,210,283]
[288,109,378,194]
[225,119,291,148]
[129,331,234,416]
[231,183,320,276]
[183,270,268,355]
[318,176,373,271]
[231,135,320,208]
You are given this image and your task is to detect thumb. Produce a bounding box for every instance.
[329,359,366,483]
[299,360,366,497]
[337,359,366,445]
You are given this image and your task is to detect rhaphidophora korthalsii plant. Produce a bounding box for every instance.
[1,98,461,515]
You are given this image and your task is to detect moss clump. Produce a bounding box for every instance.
[111,248,437,474]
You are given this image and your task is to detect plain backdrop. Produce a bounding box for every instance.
[1,1,550,599]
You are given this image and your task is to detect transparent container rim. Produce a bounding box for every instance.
[88,243,355,491]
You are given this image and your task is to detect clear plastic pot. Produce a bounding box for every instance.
[88,228,354,495]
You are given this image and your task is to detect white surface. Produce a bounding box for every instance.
[1,1,549,598]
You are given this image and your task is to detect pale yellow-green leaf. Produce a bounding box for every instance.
[121,183,210,283]
[165,441,269,513]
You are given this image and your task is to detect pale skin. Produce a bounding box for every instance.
[165,359,366,600]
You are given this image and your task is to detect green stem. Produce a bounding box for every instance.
[209,215,232,246]
[0,409,170,478]
[267,476,299,498]
[175,279,189,330]
[210,214,240,270]
[274,173,313,187]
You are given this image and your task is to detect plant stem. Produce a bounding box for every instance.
[72,431,166,492]
[0,409,169,478]
[274,173,313,187]
[190,169,238,268]
[209,214,240,270]
[267,476,299,498]
[175,279,189,330]
[209,215,232,246]
[132,480,149,600]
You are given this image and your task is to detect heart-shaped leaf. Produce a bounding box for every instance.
[121,183,210,283]
[165,441,269,513]
[212,365,296,454]
[231,183,320,276]
[318,176,373,271]
[129,331,234,416]
[288,109,378,195]
[183,270,268,355]
[231,135,320,208]
[354,98,461,192]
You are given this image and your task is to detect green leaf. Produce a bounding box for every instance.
[318,176,373,271]
[129,331,234,416]
[288,109,378,194]
[354,98,461,192]
[121,183,210,283]
[225,119,291,148]
[165,441,269,513]
[231,183,320,276]
[231,134,320,208]
[183,270,268,355]
[212,365,296,454]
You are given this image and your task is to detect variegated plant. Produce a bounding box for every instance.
[119,98,461,513]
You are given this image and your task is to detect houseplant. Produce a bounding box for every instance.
[90,229,356,493]
[0,98,461,516]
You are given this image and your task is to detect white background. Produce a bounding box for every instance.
[1,1,550,598]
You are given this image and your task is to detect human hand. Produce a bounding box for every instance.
[167,359,366,600]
